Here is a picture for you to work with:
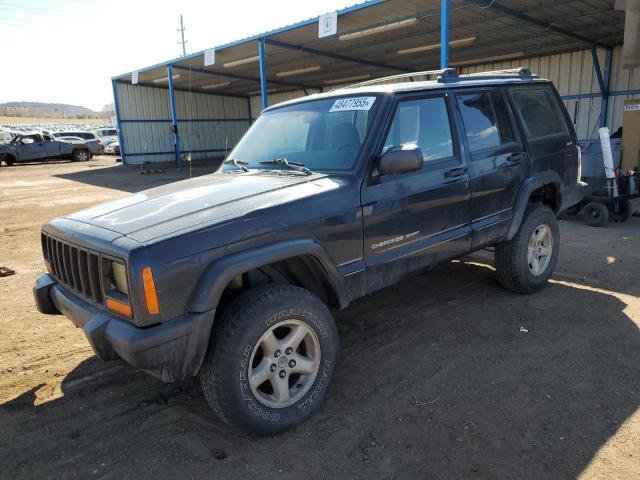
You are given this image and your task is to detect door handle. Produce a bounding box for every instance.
[444,167,468,178]
[506,152,527,164]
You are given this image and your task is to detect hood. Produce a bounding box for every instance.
[66,170,340,243]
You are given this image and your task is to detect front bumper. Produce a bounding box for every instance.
[33,273,214,382]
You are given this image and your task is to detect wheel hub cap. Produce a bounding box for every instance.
[527,224,553,276]
[248,319,321,409]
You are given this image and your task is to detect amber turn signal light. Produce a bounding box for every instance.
[142,266,160,315]
[105,297,133,318]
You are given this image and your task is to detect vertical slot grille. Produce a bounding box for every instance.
[41,233,103,304]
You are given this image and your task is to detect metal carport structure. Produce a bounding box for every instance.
[111,0,635,167]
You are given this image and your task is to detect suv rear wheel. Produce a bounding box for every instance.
[495,204,559,293]
[199,284,339,435]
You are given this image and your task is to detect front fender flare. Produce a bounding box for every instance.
[187,239,348,314]
[506,171,562,240]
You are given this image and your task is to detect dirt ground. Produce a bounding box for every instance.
[1,157,638,480]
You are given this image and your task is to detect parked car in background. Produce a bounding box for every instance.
[0,132,91,165]
[52,131,103,155]
[0,128,14,144]
[95,127,118,146]
[104,140,119,155]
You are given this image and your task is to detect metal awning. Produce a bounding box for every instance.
[112,0,625,98]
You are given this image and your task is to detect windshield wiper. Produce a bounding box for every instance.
[223,157,249,172]
[259,157,312,175]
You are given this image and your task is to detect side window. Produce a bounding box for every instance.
[457,91,515,152]
[511,88,567,139]
[383,96,454,163]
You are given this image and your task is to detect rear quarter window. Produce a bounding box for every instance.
[511,87,568,140]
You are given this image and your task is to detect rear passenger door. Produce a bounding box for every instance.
[454,88,529,247]
[508,85,577,185]
[362,92,471,291]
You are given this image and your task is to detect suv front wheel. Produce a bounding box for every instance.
[495,204,559,293]
[199,284,339,435]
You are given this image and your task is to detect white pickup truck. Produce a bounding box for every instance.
[0,132,91,166]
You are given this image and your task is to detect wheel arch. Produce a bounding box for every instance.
[187,239,348,315]
[506,172,562,241]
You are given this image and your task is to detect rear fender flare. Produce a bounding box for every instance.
[506,171,562,240]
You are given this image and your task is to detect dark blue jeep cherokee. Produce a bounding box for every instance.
[34,68,586,434]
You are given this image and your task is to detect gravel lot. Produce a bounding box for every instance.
[1,157,638,479]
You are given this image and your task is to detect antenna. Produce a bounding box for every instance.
[177,14,187,57]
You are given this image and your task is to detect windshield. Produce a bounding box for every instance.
[223,95,381,172]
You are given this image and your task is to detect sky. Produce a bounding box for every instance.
[0,0,360,111]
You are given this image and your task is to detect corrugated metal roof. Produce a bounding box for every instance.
[113,0,625,97]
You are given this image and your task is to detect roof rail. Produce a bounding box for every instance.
[438,67,538,83]
[340,68,459,89]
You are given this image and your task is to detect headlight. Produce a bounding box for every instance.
[111,261,129,295]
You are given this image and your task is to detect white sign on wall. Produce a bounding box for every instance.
[318,11,337,38]
[204,48,216,67]
[132,71,139,85]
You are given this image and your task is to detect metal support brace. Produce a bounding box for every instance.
[167,64,181,170]
[440,0,450,69]
[258,38,268,110]
[591,47,613,129]
[111,79,126,163]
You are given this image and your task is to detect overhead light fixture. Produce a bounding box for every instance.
[450,51,526,67]
[397,37,476,55]
[202,81,231,90]
[339,18,417,41]
[223,56,260,68]
[324,74,371,85]
[247,88,278,95]
[152,74,180,84]
[276,65,321,77]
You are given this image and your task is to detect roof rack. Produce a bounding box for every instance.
[438,67,537,83]
[341,68,459,89]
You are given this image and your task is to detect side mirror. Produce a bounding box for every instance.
[379,144,423,176]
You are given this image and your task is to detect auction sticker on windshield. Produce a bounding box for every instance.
[329,97,376,112]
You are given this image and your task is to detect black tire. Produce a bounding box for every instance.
[583,201,609,227]
[72,149,90,162]
[495,204,560,294]
[199,284,339,435]
[608,199,632,223]
[3,155,15,166]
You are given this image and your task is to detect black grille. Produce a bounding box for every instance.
[42,232,103,303]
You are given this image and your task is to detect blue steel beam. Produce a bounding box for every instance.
[264,38,413,73]
[258,38,268,110]
[170,65,319,91]
[591,47,613,129]
[601,47,613,129]
[440,0,450,69]
[467,0,606,47]
[111,79,127,163]
[167,64,181,170]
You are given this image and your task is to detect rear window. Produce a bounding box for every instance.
[511,88,567,139]
[457,90,515,151]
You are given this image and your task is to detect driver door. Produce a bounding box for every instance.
[361,92,472,292]
[18,135,42,160]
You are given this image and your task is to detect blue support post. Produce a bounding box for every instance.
[440,0,450,69]
[591,47,614,129]
[111,79,126,163]
[258,37,268,110]
[601,47,613,129]
[167,64,181,170]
